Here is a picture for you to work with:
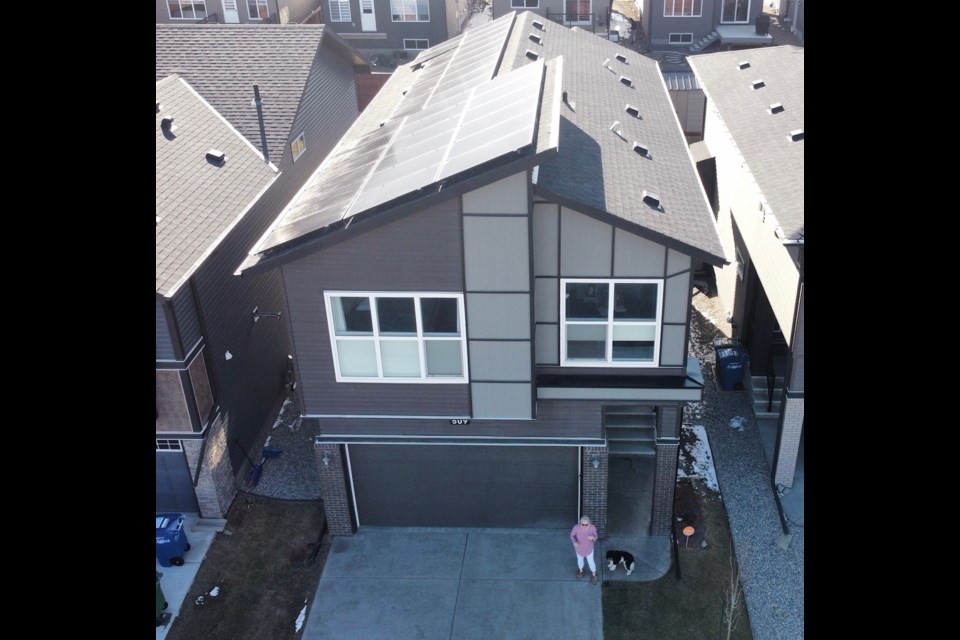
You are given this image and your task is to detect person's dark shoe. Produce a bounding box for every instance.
[591,573,599,585]
[577,569,585,580]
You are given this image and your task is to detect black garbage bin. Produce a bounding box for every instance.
[714,338,748,390]
[156,513,191,567]
[755,13,771,35]
[156,571,168,626]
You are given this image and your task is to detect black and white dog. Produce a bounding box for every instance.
[605,549,636,575]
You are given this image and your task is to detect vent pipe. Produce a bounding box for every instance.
[253,85,270,165]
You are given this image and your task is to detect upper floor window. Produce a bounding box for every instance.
[248,0,270,20]
[291,133,306,162]
[325,292,468,382]
[511,0,539,7]
[329,0,352,21]
[168,0,207,20]
[392,0,430,22]
[721,0,749,23]
[664,0,702,17]
[560,279,662,366]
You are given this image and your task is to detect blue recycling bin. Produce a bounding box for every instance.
[156,513,191,567]
[714,338,748,391]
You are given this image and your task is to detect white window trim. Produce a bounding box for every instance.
[391,0,431,22]
[328,0,352,22]
[247,0,270,21]
[291,132,306,162]
[560,278,663,368]
[511,0,539,7]
[324,292,469,384]
[167,0,208,20]
[720,0,751,23]
[669,32,694,44]
[663,0,703,17]
[403,39,430,50]
[156,439,183,451]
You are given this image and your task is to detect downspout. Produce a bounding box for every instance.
[253,85,270,165]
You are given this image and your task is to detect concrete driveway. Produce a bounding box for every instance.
[301,528,603,640]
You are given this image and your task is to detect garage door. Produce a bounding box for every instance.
[348,445,578,528]
[156,449,199,513]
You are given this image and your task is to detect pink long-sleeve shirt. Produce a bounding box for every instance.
[570,523,598,556]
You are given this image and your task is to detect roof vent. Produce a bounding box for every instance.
[160,117,175,132]
[633,142,650,158]
[206,149,226,165]
[525,49,539,60]
[602,58,614,72]
[615,53,627,63]
[789,129,804,142]
[620,76,634,88]
[752,79,765,89]
[562,90,576,111]
[529,33,542,44]
[769,103,785,114]
[625,104,640,119]
[738,61,750,69]
[610,120,625,139]
[412,62,425,71]
[532,20,544,30]
[156,102,161,113]
[642,191,662,211]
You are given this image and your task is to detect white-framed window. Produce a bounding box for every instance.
[721,0,750,23]
[291,133,306,162]
[156,439,183,451]
[668,32,694,44]
[328,0,352,21]
[168,0,207,20]
[560,279,663,367]
[664,0,702,16]
[392,0,430,22]
[511,0,539,7]
[325,292,468,383]
[403,39,430,50]
[248,0,270,20]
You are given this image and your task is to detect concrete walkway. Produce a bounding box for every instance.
[155,515,222,640]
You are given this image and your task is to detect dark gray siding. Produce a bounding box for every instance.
[157,299,176,360]
[648,7,716,46]
[329,0,452,51]
[156,449,200,513]
[279,0,321,22]
[283,199,469,416]
[349,444,578,528]
[278,45,360,177]
[171,287,202,355]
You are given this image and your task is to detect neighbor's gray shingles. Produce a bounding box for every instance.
[504,13,725,264]
[688,46,804,241]
[156,24,328,166]
[156,75,277,297]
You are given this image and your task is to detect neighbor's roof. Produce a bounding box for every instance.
[245,11,725,270]
[156,24,369,166]
[688,46,804,242]
[661,71,700,91]
[156,75,278,298]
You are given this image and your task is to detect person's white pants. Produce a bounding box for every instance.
[577,550,597,573]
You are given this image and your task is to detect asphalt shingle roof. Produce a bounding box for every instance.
[247,11,726,266]
[156,75,278,297]
[688,46,804,242]
[156,24,345,166]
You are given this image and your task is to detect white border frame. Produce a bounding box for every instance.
[247,0,270,21]
[668,32,694,44]
[402,38,430,50]
[291,132,306,162]
[324,291,469,383]
[559,278,663,368]
[720,0,752,24]
[167,0,208,20]
[663,0,703,17]
[328,0,352,22]
[390,0,431,22]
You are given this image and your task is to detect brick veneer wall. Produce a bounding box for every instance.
[581,446,608,539]
[773,395,804,487]
[316,442,355,536]
[651,441,679,536]
[182,414,235,518]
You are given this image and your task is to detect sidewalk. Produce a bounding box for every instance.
[156,515,222,640]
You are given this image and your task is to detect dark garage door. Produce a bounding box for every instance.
[156,450,199,513]
[348,444,578,528]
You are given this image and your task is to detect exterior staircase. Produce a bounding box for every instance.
[604,406,657,456]
[689,30,719,52]
[749,373,784,421]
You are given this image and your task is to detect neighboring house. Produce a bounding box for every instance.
[156,25,375,517]
[157,0,323,24]
[781,0,802,42]
[688,45,803,488]
[318,0,472,56]
[240,10,726,537]
[631,0,773,50]
[492,0,614,34]
[662,70,705,141]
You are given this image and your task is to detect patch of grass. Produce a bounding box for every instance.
[166,495,328,640]
[603,481,753,640]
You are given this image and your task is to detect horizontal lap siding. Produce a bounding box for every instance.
[157,299,176,360]
[172,287,202,355]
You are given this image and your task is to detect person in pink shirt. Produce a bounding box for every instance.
[570,515,599,584]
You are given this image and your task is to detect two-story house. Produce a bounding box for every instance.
[156,25,374,517]
[688,45,803,488]
[157,0,323,24]
[240,10,726,537]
